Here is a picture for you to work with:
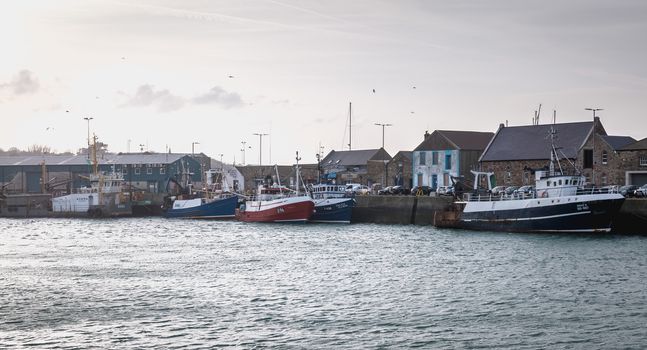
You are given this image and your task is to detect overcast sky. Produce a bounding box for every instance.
[2,0,646,164]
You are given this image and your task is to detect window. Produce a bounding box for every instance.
[445,154,451,170]
[419,152,426,165]
[431,152,438,165]
[602,151,608,165]
[122,167,128,175]
[640,156,647,167]
[583,149,593,169]
[146,167,153,175]
[134,168,140,175]
[160,166,166,175]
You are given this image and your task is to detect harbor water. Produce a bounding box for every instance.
[1,218,646,348]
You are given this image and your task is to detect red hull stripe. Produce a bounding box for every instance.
[237,201,314,223]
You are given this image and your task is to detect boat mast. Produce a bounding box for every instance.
[295,151,301,196]
[348,102,352,151]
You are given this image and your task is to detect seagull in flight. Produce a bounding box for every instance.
[372,89,376,93]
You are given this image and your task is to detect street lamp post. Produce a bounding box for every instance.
[191,141,200,156]
[253,133,268,166]
[374,123,392,149]
[375,123,392,186]
[241,141,247,165]
[83,117,93,158]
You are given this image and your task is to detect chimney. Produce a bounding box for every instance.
[499,123,505,129]
[424,130,430,140]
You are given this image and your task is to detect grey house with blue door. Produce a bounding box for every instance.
[412,130,494,189]
[0,153,203,194]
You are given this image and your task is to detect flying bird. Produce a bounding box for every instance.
[65,110,70,113]
[372,89,375,93]
[228,75,235,78]
[413,86,416,89]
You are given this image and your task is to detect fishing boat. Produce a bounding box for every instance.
[308,183,354,223]
[51,135,131,217]
[164,168,238,219]
[237,152,314,223]
[447,127,625,233]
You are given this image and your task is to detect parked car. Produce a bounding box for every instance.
[390,185,410,195]
[514,185,535,197]
[353,185,370,195]
[411,185,432,196]
[635,184,647,198]
[490,186,506,196]
[504,186,519,196]
[619,185,639,197]
[378,186,392,195]
[436,186,454,196]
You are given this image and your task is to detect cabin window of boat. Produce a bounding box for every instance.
[602,151,608,165]
[558,180,562,185]
[419,152,426,165]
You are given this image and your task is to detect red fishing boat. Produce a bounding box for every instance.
[236,152,314,223]
[236,186,314,223]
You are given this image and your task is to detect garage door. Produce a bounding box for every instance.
[630,173,647,186]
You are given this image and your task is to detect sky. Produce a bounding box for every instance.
[1,0,646,165]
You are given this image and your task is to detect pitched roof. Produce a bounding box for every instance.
[0,153,188,166]
[480,121,595,161]
[414,130,494,151]
[601,135,636,150]
[620,137,647,151]
[392,151,412,161]
[321,148,391,167]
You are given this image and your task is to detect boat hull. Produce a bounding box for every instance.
[310,198,354,223]
[237,197,314,223]
[457,194,625,233]
[164,196,238,219]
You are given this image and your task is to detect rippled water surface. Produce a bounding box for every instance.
[1,218,646,349]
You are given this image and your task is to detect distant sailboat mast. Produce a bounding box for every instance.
[348,102,352,151]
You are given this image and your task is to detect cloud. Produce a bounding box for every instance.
[121,84,185,112]
[192,86,244,109]
[0,70,40,95]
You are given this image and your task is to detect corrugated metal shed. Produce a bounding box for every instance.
[0,153,187,166]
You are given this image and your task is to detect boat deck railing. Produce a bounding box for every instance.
[463,186,619,202]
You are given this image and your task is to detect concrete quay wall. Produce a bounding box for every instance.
[352,195,453,225]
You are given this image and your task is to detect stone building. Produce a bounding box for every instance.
[386,151,413,187]
[412,130,494,189]
[618,138,647,185]
[320,148,392,186]
[479,117,637,186]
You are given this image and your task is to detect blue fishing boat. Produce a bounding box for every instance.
[309,184,354,223]
[164,195,238,219]
[164,168,238,219]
